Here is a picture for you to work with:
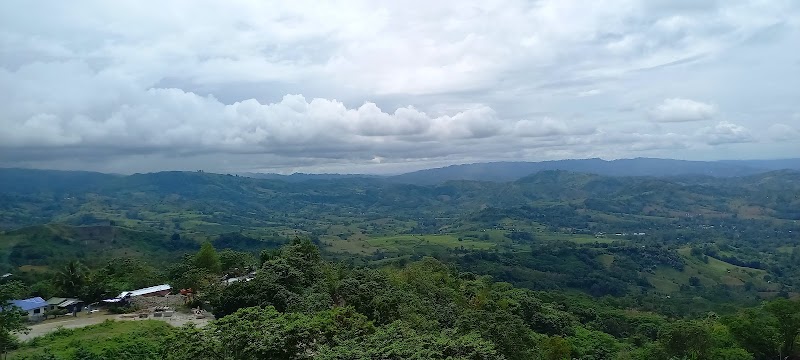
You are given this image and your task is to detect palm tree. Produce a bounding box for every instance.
[53,260,87,297]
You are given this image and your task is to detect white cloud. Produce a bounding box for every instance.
[697,121,755,145]
[650,98,717,122]
[766,123,800,141]
[0,0,798,172]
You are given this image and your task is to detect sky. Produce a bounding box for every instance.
[1,0,799,174]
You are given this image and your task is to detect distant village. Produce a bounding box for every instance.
[6,283,172,322]
[3,268,257,322]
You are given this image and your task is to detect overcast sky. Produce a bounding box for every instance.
[1,1,798,174]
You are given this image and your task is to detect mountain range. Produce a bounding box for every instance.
[226,158,800,185]
[386,157,800,184]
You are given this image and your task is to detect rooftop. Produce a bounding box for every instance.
[116,284,171,298]
[9,297,47,311]
[47,297,68,306]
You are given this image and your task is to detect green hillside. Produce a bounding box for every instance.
[0,224,198,272]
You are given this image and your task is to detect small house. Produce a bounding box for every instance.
[47,297,84,313]
[46,297,67,311]
[6,297,48,321]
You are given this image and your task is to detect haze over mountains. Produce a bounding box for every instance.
[243,157,800,184]
[3,158,800,187]
[387,158,800,184]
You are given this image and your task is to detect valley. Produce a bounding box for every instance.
[1,166,799,359]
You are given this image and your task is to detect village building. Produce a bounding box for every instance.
[5,297,48,321]
[117,284,171,298]
[103,284,172,304]
[46,297,85,313]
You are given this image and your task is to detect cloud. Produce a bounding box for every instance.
[650,98,717,122]
[0,89,503,154]
[766,123,800,141]
[697,121,755,145]
[513,118,595,138]
[0,0,798,172]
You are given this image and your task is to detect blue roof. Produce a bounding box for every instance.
[9,297,47,311]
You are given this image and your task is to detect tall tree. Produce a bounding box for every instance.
[52,260,87,297]
[194,242,222,274]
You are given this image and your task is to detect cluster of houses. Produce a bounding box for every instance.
[2,296,84,321]
[223,271,257,285]
[595,232,647,238]
[3,284,172,322]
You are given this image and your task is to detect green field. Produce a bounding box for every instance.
[647,247,770,295]
[325,233,497,255]
[12,320,173,359]
[367,234,495,251]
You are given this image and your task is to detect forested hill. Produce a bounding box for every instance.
[8,238,800,360]
[388,158,800,184]
[1,168,799,300]
[2,167,799,229]
[3,168,800,359]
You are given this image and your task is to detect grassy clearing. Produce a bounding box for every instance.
[325,233,497,255]
[539,232,615,244]
[367,234,496,252]
[648,248,768,294]
[647,275,681,293]
[597,254,615,268]
[12,320,172,359]
[777,245,797,254]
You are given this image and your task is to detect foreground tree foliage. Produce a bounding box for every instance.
[11,240,800,360]
[1,282,28,359]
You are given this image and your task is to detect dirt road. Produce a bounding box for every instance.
[18,312,212,341]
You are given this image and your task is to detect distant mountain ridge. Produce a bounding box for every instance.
[2,157,799,187]
[239,172,380,182]
[387,158,800,184]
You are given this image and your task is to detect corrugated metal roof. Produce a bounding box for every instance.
[9,297,47,311]
[58,299,83,307]
[47,297,67,305]
[116,284,171,298]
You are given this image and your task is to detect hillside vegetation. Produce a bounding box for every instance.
[1,168,800,359]
[7,240,800,360]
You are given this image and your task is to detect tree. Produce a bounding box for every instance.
[162,324,221,360]
[542,336,571,360]
[724,308,780,360]
[53,260,87,297]
[194,242,221,274]
[568,327,622,360]
[0,281,28,359]
[317,321,502,360]
[219,249,255,276]
[764,298,800,357]
[659,320,713,360]
[659,319,753,360]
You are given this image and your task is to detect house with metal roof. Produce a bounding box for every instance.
[46,297,67,310]
[6,297,48,321]
[118,284,171,298]
[103,284,171,304]
[46,297,85,313]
